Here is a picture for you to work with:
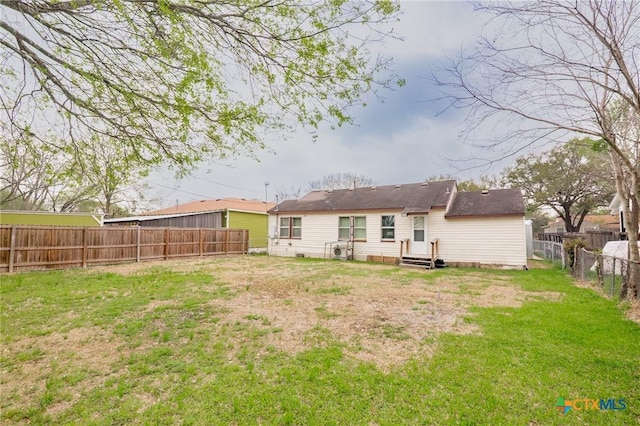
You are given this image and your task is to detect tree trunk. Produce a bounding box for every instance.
[614,173,639,300]
[626,196,639,299]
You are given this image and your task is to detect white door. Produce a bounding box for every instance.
[410,216,428,255]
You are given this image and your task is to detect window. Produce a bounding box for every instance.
[280,217,302,239]
[413,216,425,242]
[338,217,350,240]
[338,216,367,241]
[381,215,395,240]
[354,216,366,240]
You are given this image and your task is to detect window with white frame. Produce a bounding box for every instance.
[280,217,301,239]
[338,216,366,241]
[413,216,425,242]
[353,216,366,240]
[381,215,395,241]
[338,217,350,240]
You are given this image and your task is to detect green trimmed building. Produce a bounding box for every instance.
[0,210,104,227]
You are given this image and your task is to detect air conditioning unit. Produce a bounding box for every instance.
[333,245,347,260]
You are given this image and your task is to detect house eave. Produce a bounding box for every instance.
[444,213,525,219]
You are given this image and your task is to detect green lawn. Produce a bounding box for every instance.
[1,257,638,425]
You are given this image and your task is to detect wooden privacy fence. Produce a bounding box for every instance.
[537,231,625,250]
[0,225,249,273]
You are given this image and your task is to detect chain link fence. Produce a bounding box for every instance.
[573,247,638,298]
[533,240,566,268]
[534,240,639,299]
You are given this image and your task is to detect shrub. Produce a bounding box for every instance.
[563,237,591,268]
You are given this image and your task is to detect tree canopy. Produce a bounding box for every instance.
[1,0,400,172]
[503,139,615,233]
[0,127,152,214]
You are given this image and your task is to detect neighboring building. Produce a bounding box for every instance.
[609,193,632,234]
[267,181,527,268]
[542,215,620,234]
[105,198,275,251]
[0,210,104,227]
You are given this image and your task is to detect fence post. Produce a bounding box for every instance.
[225,229,229,255]
[164,228,170,260]
[82,228,88,268]
[199,229,204,257]
[243,229,247,254]
[136,226,141,262]
[8,226,16,273]
[611,258,616,297]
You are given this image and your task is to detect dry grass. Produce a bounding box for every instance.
[87,256,562,369]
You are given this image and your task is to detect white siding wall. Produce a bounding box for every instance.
[268,211,410,260]
[269,209,526,267]
[428,209,527,267]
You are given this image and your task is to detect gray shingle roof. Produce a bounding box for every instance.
[445,189,525,217]
[270,181,456,213]
[270,181,525,218]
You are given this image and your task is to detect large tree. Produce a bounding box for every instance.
[308,172,376,191]
[0,128,151,214]
[76,135,154,216]
[503,139,615,233]
[432,0,640,298]
[0,1,399,173]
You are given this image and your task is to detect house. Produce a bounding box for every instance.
[104,198,275,251]
[267,180,527,268]
[609,193,635,234]
[0,210,104,227]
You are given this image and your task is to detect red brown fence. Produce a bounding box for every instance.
[0,225,249,273]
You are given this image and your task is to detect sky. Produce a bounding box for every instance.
[145,1,496,209]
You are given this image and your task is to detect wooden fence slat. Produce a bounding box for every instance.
[136,226,141,263]
[164,228,169,260]
[82,228,88,268]
[9,226,16,273]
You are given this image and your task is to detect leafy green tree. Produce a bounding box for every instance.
[76,135,154,216]
[0,130,66,210]
[1,1,400,173]
[1,128,151,214]
[503,139,615,233]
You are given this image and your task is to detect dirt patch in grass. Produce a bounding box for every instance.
[1,327,131,417]
[3,256,564,405]
[626,300,640,324]
[180,257,564,370]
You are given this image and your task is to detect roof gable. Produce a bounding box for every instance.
[445,189,525,217]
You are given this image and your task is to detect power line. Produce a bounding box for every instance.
[147,181,215,200]
[147,178,265,201]
[189,175,264,195]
